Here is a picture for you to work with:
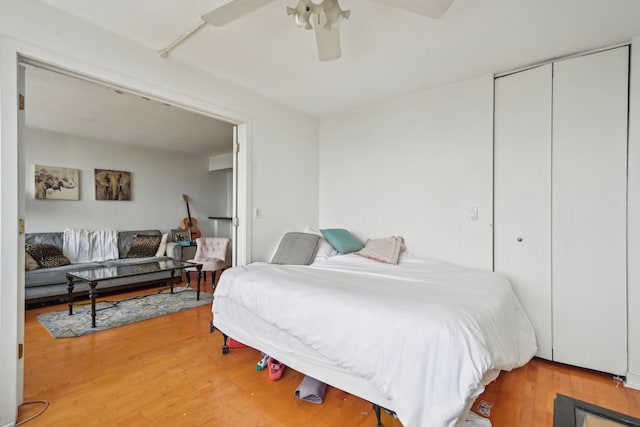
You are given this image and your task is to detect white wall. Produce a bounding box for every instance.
[24,128,226,235]
[319,75,494,270]
[208,168,234,239]
[318,41,640,386]
[0,1,319,424]
[627,36,640,388]
[0,39,22,427]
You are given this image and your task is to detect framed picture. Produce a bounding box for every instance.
[171,229,192,246]
[34,164,79,200]
[95,169,131,200]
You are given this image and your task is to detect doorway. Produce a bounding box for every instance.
[13,56,250,416]
[20,59,248,265]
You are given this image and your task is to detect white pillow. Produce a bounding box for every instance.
[302,226,338,260]
[155,233,169,257]
[315,239,338,260]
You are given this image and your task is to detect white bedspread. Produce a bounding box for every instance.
[213,254,536,427]
[63,229,119,263]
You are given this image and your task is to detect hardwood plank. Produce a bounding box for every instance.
[18,283,640,426]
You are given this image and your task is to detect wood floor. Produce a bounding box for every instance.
[18,281,640,427]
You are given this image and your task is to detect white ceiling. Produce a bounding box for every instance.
[25,65,235,155]
[25,0,640,154]
[38,0,640,117]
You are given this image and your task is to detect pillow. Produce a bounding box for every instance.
[271,232,320,265]
[25,243,71,268]
[320,228,364,254]
[301,226,323,237]
[25,252,41,271]
[155,233,169,257]
[315,239,338,260]
[356,236,404,265]
[301,227,337,260]
[127,235,162,258]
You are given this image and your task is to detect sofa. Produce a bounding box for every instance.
[25,229,178,305]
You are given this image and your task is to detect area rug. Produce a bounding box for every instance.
[37,287,213,338]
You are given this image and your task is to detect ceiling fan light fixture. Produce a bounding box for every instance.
[316,0,350,30]
[288,0,349,32]
[287,0,314,30]
[286,0,349,61]
[170,0,454,63]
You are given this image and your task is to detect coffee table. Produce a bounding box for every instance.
[65,260,202,328]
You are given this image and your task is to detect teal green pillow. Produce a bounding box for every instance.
[320,229,364,254]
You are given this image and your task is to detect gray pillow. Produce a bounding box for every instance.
[271,232,320,265]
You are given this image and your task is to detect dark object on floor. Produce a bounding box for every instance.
[554,393,640,426]
[294,375,327,404]
[268,358,284,381]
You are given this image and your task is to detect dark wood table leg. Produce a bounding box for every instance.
[170,270,176,294]
[89,281,97,328]
[196,264,203,301]
[67,275,75,315]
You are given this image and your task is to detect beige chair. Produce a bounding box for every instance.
[185,237,231,290]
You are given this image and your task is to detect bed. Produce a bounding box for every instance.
[212,252,537,427]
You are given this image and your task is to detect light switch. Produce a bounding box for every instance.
[467,207,478,221]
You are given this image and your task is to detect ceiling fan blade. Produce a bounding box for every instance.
[202,0,278,26]
[372,0,454,19]
[314,26,341,62]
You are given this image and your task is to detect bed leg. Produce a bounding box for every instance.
[372,404,384,427]
[221,332,229,354]
[211,325,230,354]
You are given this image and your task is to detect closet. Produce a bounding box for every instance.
[494,46,629,375]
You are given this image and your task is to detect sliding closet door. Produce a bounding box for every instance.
[552,47,628,374]
[494,64,553,359]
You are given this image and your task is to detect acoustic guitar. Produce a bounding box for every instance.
[181,194,202,240]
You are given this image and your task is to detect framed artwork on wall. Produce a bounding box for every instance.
[95,169,131,201]
[34,164,79,200]
[171,229,192,246]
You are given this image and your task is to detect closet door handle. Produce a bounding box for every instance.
[517,237,523,242]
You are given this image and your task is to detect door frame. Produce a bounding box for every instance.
[0,40,252,424]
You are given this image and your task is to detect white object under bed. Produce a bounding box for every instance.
[212,254,536,427]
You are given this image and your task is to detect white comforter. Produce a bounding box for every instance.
[213,254,536,427]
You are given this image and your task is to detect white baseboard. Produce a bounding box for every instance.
[625,372,640,390]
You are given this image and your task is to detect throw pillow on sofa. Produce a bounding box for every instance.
[25,243,71,268]
[155,233,169,257]
[25,252,40,271]
[127,235,162,258]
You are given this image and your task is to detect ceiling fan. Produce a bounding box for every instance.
[159,0,454,62]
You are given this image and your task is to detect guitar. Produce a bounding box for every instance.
[180,194,202,240]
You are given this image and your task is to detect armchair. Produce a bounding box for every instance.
[185,237,231,290]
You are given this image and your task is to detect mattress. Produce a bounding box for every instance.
[213,254,537,427]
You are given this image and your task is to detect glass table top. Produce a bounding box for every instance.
[65,260,198,282]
